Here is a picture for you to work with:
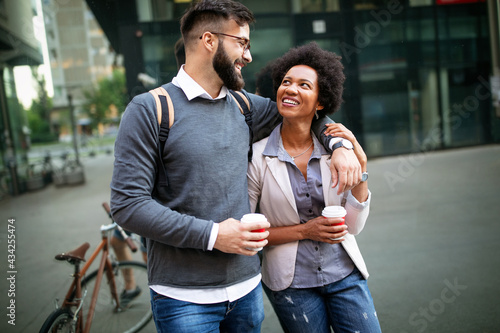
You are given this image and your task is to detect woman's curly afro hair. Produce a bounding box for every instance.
[272,42,345,117]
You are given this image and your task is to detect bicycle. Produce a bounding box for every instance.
[39,202,152,333]
[53,151,85,186]
[0,167,11,200]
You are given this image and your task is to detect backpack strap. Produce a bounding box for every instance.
[148,88,253,188]
[229,90,253,161]
[149,87,174,186]
[150,87,174,126]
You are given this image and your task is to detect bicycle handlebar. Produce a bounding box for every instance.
[102,202,138,253]
[102,202,112,218]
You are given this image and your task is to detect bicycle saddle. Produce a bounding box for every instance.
[55,242,90,263]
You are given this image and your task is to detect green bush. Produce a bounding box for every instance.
[27,111,57,144]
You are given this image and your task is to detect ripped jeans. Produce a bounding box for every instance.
[263,268,382,333]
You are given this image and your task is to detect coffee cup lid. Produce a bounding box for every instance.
[322,206,346,217]
[241,213,267,223]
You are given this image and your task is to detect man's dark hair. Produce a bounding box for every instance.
[272,42,345,116]
[180,0,255,46]
[255,60,276,101]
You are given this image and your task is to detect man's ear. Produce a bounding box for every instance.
[199,32,217,52]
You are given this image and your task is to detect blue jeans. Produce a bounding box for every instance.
[150,283,264,333]
[263,268,382,333]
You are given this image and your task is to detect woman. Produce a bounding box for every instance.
[247,42,381,333]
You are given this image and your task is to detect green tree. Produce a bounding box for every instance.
[83,69,127,131]
[27,68,57,143]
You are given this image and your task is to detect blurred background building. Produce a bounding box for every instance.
[42,0,118,141]
[0,0,43,195]
[86,0,500,157]
[1,0,119,195]
[1,0,500,195]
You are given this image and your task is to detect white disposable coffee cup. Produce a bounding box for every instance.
[240,213,267,251]
[322,206,346,240]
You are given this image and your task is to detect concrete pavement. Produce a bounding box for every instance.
[0,144,499,332]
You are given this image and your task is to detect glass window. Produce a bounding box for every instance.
[361,71,413,156]
[354,7,438,156]
[438,16,479,40]
[409,0,432,6]
[353,0,404,10]
[240,0,290,14]
[242,15,293,93]
[298,0,340,13]
[440,66,490,147]
[136,0,153,21]
[136,0,190,22]
[141,26,180,86]
[0,0,6,18]
[3,68,28,163]
[53,86,63,100]
[406,19,435,41]
[243,27,293,93]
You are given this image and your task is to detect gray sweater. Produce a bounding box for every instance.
[110,83,332,288]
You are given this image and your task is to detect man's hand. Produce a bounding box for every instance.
[326,123,366,194]
[330,148,361,195]
[214,218,270,256]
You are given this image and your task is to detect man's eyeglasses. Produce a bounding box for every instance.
[199,32,251,52]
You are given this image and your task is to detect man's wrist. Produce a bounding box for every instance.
[328,137,342,151]
[331,139,354,151]
[207,223,219,251]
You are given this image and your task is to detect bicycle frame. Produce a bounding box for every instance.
[61,226,120,333]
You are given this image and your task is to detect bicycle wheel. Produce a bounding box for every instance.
[80,261,152,333]
[39,308,75,333]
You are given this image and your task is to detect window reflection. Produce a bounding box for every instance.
[299,0,340,12]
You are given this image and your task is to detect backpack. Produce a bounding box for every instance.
[149,86,253,187]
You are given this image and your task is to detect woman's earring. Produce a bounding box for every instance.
[315,109,319,119]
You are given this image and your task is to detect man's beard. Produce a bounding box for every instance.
[213,41,245,91]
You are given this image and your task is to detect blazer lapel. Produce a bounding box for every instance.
[265,156,298,212]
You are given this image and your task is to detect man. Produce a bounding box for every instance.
[110,1,362,332]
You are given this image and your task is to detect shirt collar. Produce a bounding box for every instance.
[262,124,327,163]
[172,65,228,101]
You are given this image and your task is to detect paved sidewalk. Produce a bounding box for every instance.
[0,144,499,332]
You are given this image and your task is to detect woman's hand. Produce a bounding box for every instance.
[325,123,367,169]
[302,216,348,244]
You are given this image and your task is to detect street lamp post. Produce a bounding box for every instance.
[67,93,80,165]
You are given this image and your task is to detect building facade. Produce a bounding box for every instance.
[0,0,43,195]
[42,0,117,138]
[87,0,500,157]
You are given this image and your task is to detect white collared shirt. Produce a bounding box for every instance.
[172,65,228,101]
[150,66,261,304]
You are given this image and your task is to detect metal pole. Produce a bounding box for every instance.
[487,0,500,75]
[68,93,80,165]
[0,67,19,195]
[487,0,500,117]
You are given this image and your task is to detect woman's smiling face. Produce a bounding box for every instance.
[277,65,323,122]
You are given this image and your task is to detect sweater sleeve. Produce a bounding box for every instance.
[244,91,281,142]
[110,94,214,250]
